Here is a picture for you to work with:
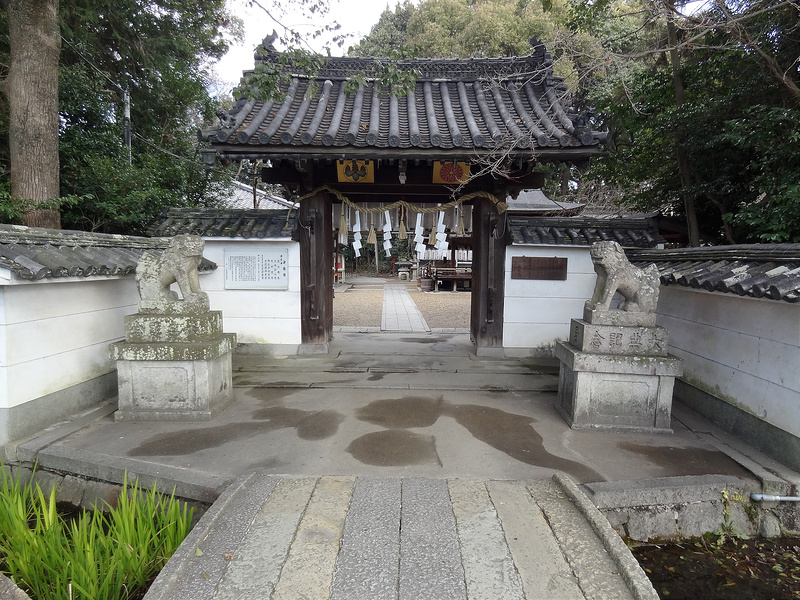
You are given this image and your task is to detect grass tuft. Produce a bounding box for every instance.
[0,466,194,600]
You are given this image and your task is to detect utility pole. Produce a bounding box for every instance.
[124,87,131,165]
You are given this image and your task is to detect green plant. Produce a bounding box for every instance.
[0,467,193,600]
[706,488,751,547]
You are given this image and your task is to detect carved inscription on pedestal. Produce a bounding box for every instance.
[569,320,669,356]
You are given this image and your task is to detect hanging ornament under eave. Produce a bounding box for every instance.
[352,211,363,258]
[382,209,393,256]
[455,206,466,236]
[398,208,408,240]
[367,213,377,245]
[338,204,348,245]
[414,213,425,258]
[434,210,449,260]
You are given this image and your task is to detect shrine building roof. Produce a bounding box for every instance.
[199,38,606,165]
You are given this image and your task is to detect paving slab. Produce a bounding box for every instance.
[144,475,656,599]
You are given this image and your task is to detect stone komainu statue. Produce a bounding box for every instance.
[585,241,660,313]
[136,235,210,314]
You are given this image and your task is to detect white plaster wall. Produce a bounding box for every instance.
[0,277,137,409]
[201,239,302,345]
[503,245,595,352]
[657,286,800,438]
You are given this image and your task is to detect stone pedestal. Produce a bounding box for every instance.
[555,308,683,433]
[110,311,236,422]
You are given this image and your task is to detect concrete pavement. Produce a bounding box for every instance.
[5,280,799,599]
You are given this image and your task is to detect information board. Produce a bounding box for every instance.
[511,256,568,280]
[224,248,289,290]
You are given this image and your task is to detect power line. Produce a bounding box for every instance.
[132,132,209,168]
[60,35,125,93]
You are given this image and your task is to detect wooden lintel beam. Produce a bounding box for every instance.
[263,161,546,194]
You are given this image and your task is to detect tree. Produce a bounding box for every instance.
[2,0,61,228]
[54,0,236,233]
[0,0,240,233]
[349,0,594,83]
[573,0,800,243]
[348,1,416,57]
[1,0,347,233]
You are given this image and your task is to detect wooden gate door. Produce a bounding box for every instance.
[470,196,508,350]
[299,190,334,347]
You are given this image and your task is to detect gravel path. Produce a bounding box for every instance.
[408,290,470,329]
[333,282,471,329]
[333,289,384,327]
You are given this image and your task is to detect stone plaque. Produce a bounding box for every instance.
[224,248,289,290]
[511,256,567,280]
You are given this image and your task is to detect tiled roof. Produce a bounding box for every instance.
[225,182,297,210]
[199,39,605,162]
[147,208,297,239]
[0,224,215,281]
[506,189,585,216]
[508,214,664,248]
[627,244,800,303]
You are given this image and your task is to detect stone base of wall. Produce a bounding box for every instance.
[675,379,800,473]
[0,372,117,447]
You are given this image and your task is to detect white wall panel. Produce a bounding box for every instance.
[2,279,138,323]
[503,297,585,325]
[671,345,800,437]
[660,286,800,438]
[223,317,302,345]
[502,245,595,350]
[503,323,571,349]
[659,287,799,344]
[4,307,128,364]
[207,291,301,319]
[4,341,115,408]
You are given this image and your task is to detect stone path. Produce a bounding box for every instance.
[381,284,429,332]
[145,474,653,600]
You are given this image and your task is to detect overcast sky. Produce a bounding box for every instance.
[213,0,395,91]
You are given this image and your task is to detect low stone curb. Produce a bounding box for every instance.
[144,473,258,600]
[553,472,659,600]
[0,573,31,600]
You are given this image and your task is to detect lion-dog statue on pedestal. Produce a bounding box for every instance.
[136,234,210,314]
[585,241,660,313]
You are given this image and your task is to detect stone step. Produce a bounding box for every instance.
[145,475,652,599]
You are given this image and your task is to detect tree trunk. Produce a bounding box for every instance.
[6,0,62,229]
[666,6,700,247]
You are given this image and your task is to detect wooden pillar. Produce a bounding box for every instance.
[299,190,333,347]
[470,197,508,350]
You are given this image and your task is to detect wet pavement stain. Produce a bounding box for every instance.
[618,442,753,478]
[128,406,346,456]
[368,373,386,381]
[431,343,457,352]
[356,396,444,429]
[448,404,603,482]
[251,406,345,440]
[346,430,442,466]
[128,423,268,456]
[399,337,443,344]
[243,387,299,403]
[354,395,604,481]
